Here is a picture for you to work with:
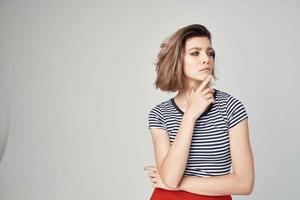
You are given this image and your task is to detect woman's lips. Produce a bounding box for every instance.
[199,68,210,72]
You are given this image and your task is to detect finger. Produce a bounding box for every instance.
[204,92,214,99]
[201,87,214,96]
[144,165,155,170]
[151,177,158,182]
[145,169,155,175]
[148,172,157,178]
[144,165,157,172]
[186,88,194,103]
[197,74,212,92]
[209,98,215,104]
[145,168,158,175]
[145,169,158,176]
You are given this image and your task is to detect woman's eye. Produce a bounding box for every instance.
[208,52,215,57]
[191,52,215,57]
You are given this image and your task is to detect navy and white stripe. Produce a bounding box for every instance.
[148,89,248,177]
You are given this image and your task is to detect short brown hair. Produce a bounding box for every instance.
[153,24,218,92]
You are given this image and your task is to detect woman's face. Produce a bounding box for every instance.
[182,36,215,83]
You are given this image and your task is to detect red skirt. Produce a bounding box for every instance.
[150,188,232,200]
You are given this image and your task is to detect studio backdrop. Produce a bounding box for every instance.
[0,0,299,199]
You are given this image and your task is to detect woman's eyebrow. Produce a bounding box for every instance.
[188,47,214,51]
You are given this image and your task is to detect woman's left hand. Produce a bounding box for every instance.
[143,165,180,191]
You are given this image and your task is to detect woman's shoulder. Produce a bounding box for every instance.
[214,88,248,113]
[214,88,249,128]
[215,88,243,102]
[149,98,172,114]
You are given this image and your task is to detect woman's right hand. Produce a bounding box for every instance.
[185,74,215,120]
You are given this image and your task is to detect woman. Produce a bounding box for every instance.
[144,24,255,200]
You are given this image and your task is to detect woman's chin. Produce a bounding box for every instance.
[196,73,211,81]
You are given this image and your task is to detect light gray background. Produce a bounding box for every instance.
[0,0,299,199]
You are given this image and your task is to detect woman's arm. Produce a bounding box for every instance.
[178,173,251,196]
[154,77,214,189]
[178,118,255,195]
[150,112,196,189]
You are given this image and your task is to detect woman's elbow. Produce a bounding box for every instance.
[161,174,181,189]
[240,178,254,195]
[245,180,254,195]
[241,185,253,195]
[234,172,254,195]
[165,182,179,190]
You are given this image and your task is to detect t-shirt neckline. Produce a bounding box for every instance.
[170,89,218,119]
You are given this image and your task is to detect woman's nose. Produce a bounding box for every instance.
[201,54,209,64]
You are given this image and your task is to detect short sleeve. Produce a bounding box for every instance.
[226,96,248,129]
[148,105,166,130]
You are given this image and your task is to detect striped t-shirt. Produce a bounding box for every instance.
[148,89,248,177]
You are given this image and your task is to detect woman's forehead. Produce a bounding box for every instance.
[185,37,212,50]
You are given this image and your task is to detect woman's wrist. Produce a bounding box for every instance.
[184,109,200,122]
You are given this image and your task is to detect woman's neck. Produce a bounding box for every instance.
[175,81,213,105]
